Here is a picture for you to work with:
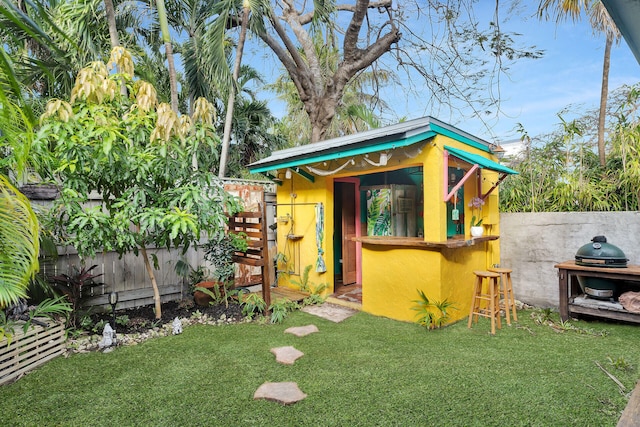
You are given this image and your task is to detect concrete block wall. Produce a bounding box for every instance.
[500,211,640,308]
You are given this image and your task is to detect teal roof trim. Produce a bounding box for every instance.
[444,145,518,175]
[250,130,437,173]
[248,117,494,174]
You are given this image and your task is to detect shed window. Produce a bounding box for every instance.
[359,167,423,237]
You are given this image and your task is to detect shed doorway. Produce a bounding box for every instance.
[333,179,362,303]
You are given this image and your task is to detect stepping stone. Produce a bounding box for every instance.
[253,381,307,405]
[284,324,319,337]
[270,346,304,365]
[302,303,357,323]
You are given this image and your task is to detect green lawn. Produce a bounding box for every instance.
[1,309,638,426]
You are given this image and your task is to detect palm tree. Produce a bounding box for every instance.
[1,0,114,99]
[0,33,41,308]
[104,0,120,48]
[162,0,223,113]
[218,0,250,178]
[155,0,179,112]
[0,176,40,309]
[223,67,286,176]
[590,2,621,167]
[538,0,621,166]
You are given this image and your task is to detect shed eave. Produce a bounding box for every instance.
[249,116,493,174]
[250,131,436,173]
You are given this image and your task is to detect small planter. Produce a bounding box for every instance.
[193,281,223,306]
[18,183,60,200]
[470,226,484,238]
[0,320,65,385]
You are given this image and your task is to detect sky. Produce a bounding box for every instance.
[251,2,640,146]
[452,3,640,144]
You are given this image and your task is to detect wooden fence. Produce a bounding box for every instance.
[30,180,276,312]
[42,245,204,312]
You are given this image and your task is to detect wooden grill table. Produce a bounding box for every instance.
[555,260,640,323]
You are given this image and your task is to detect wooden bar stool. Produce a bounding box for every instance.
[488,267,518,325]
[468,270,502,335]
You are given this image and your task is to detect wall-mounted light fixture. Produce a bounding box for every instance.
[490,144,506,160]
[285,169,292,179]
[379,152,388,166]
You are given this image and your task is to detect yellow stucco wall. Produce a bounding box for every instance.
[274,174,334,294]
[361,246,443,322]
[274,132,504,324]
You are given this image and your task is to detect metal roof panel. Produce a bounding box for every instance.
[249,116,492,173]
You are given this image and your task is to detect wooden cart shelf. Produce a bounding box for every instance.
[353,235,498,250]
[555,260,640,324]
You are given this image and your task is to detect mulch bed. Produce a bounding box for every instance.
[89,299,245,335]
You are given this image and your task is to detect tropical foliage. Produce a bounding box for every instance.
[366,188,392,236]
[500,84,640,212]
[49,265,103,328]
[412,289,456,330]
[31,48,243,318]
[0,176,40,309]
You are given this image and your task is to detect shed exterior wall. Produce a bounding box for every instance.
[274,133,504,324]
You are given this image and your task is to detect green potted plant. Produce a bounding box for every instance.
[193,232,248,307]
[468,197,485,237]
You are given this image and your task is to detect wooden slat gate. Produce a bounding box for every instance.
[229,204,271,307]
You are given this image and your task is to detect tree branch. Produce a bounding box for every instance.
[258,10,314,103]
[334,2,400,100]
[281,0,323,94]
[296,1,393,25]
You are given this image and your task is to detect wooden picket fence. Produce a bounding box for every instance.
[35,182,276,313]
[0,320,66,386]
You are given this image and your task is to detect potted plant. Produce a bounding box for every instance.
[193,232,248,307]
[468,197,485,237]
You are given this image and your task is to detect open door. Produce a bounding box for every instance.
[334,181,358,286]
[341,182,357,285]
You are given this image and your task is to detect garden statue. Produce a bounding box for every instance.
[172,317,182,335]
[98,323,115,349]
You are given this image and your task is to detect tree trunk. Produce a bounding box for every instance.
[257,0,399,144]
[308,97,338,143]
[103,0,127,96]
[156,0,179,113]
[140,246,162,319]
[219,3,250,178]
[597,32,612,167]
[104,0,119,48]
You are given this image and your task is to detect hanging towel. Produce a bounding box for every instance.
[315,203,327,273]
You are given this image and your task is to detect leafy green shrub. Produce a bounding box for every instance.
[203,232,248,284]
[193,282,241,308]
[92,319,108,334]
[0,311,16,344]
[241,293,267,319]
[2,296,72,343]
[269,298,298,324]
[116,315,130,327]
[290,265,328,295]
[411,290,455,330]
[302,294,326,306]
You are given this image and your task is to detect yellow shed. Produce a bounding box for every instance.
[248,117,517,324]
